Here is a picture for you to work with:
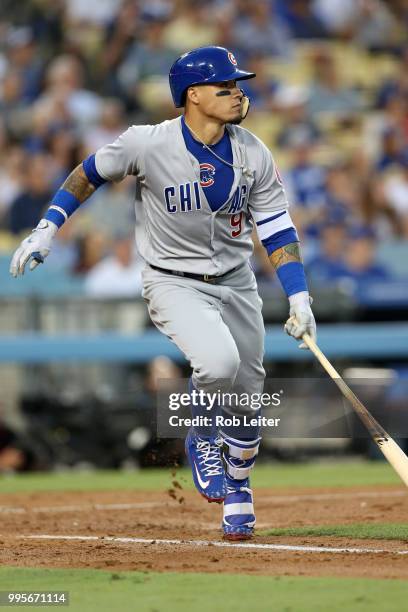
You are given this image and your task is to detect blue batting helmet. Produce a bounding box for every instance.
[169,46,256,108]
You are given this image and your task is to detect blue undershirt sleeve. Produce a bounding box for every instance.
[261,227,298,256]
[82,153,107,189]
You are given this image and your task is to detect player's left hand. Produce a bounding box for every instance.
[10,219,57,278]
[284,291,316,350]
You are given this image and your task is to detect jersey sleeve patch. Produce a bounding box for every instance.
[252,209,294,241]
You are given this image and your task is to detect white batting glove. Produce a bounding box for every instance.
[284,291,317,350]
[10,219,58,278]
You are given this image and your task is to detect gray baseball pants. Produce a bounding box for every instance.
[141,262,266,435]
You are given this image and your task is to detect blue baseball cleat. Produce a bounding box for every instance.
[185,428,227,503]
[222,476,255,540]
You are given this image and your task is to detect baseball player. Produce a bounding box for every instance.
[10,46,316,541]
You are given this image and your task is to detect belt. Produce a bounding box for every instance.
[149,264,238,283]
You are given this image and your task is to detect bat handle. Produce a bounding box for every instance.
[301,331,342,380]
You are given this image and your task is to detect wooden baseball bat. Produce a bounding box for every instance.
[302,331,408,488]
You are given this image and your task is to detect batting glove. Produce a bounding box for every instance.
[10,219,58,278]
[284,291,317,350]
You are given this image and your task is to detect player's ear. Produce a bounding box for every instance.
[186,86,200,106]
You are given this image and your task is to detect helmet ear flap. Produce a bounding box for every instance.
[240,90,250,119]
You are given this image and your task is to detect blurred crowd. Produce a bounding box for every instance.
[0,0,407,298]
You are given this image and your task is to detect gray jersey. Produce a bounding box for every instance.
[95,116,290,275]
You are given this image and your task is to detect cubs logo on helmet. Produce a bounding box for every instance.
[200,163,216,187]
[228,52,237,66]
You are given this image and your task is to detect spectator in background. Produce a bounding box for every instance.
[80,177,136,237]
[306,219,349,285]
[64,0,123,26]
[0,117,9,165]
[347,150,400,238]
[163,0,217,53]
[5,26,44,103]
[45,221,79,273]
[311,0,362,38]
[74,230,108,275]
[376,47,408,111]
[0,70,27,134]
[277,0,329,39]
[84,233,143,298]
[213,8,235,51]
[341,226,391,286]
[239,54,279,111]
[282,132,327,236]
[46,126,82,189]
[307,48,364,118]
[22,94,73,154]
[351,0,399,52]
[100,0,142,100]
[324,164,361,217]
[62,0,123,71]
[382,152,408,236]
[314,0,399,49]
[7,153,51,235]
[383,92,408,143]
[231,0,293,60]
[0,145,26,228]
[82,98,127,152]
[45,55,103,131]
[307,222,395,299]
[375,127,408,173]
[275,85,321,149]
[21,95,80,193]
[117,5,175,108]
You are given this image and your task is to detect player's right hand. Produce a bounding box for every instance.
[285,291,317,350]
[10,219,58,277]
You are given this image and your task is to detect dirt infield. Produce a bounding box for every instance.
[1,485,407,579]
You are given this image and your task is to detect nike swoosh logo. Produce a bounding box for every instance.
[193,461,210,489]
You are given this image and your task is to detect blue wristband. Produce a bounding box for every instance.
[44,189,81,228]
[276,262,308,297]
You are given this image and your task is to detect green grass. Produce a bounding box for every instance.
[263,523,408,541]
[0,567,407,612]
[0,460,401,495]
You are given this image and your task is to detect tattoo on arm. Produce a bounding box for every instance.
[269,242,302,269]
[61,164,96,203]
